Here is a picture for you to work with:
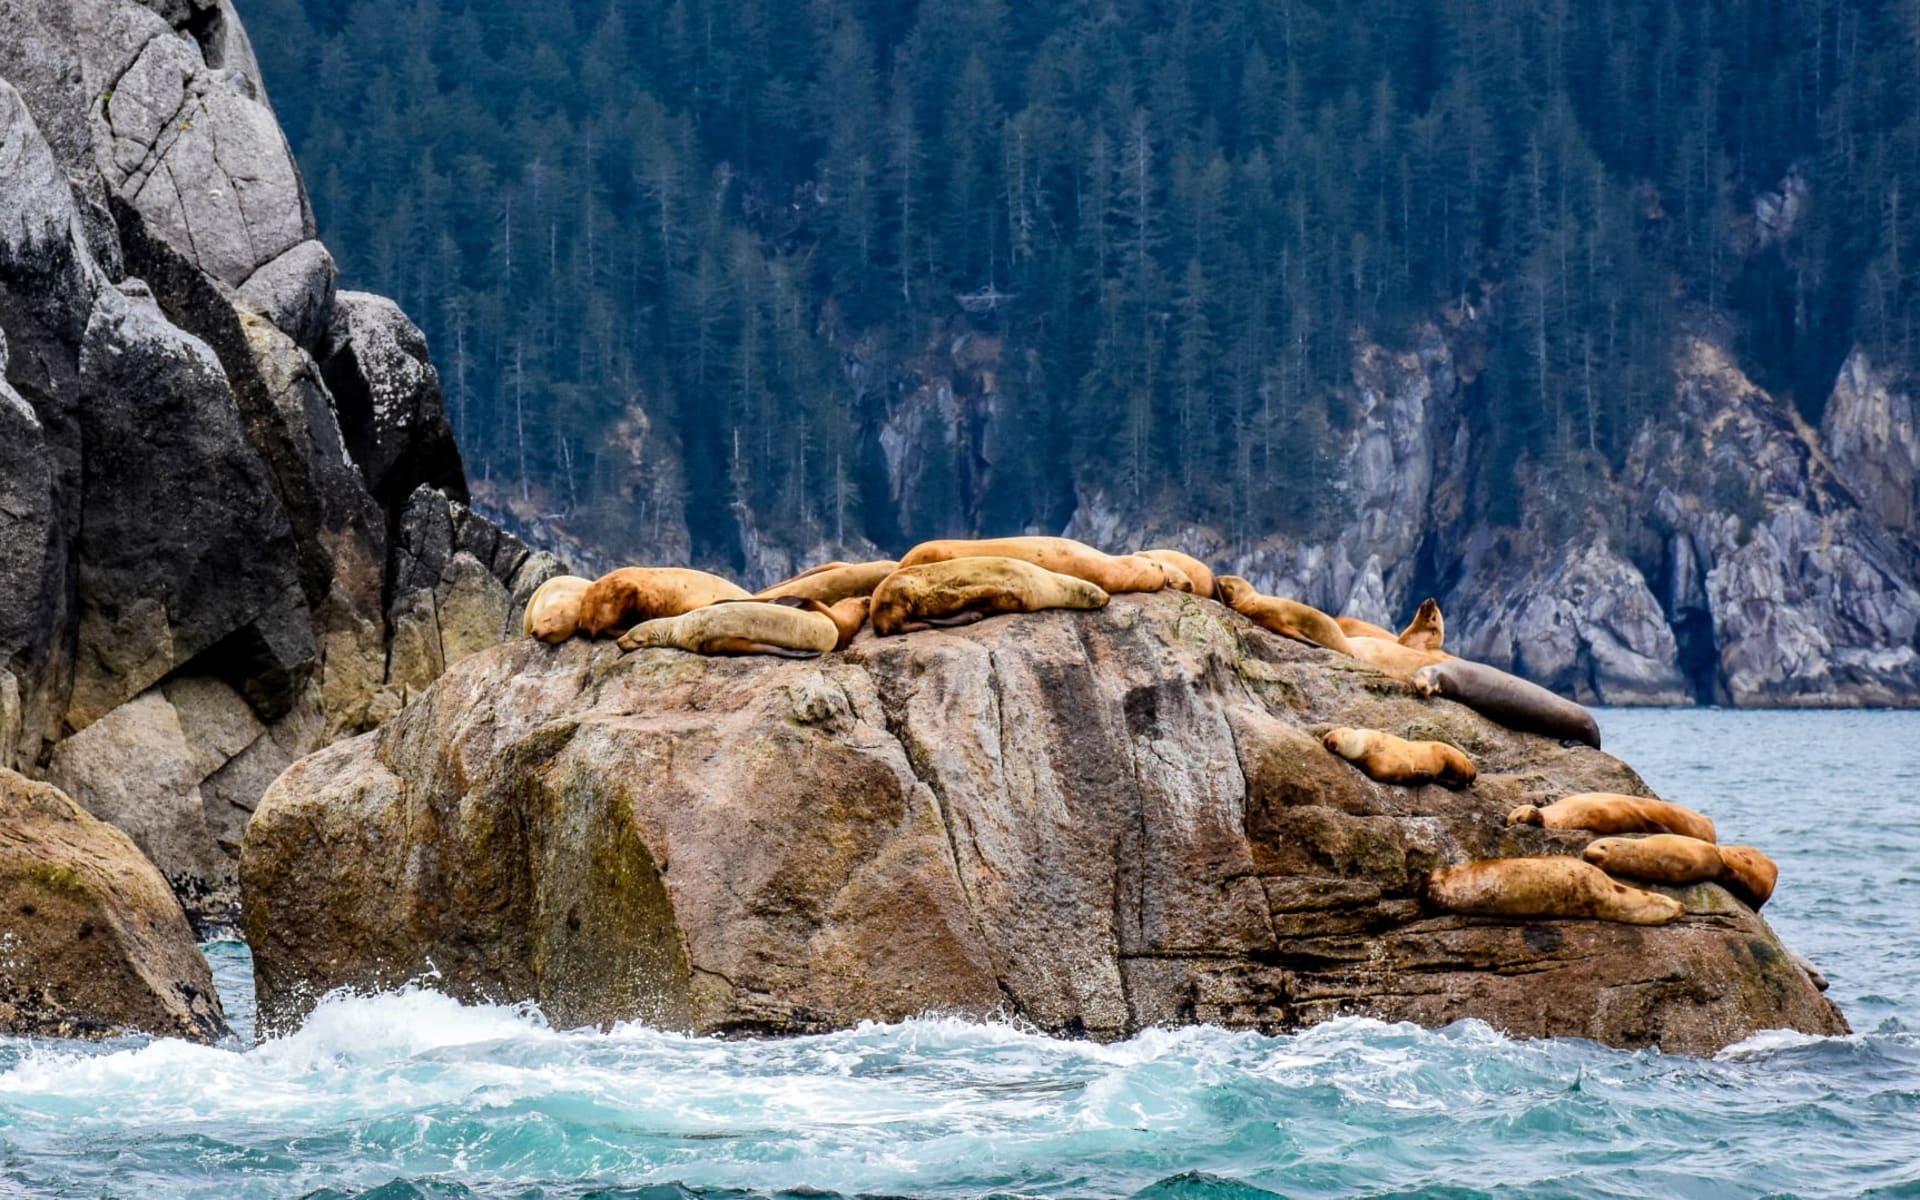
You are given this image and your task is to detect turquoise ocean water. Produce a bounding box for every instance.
[2,709,1916,1199]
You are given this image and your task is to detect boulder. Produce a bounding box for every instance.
[0,766,227,1042]
[237,238,336,350]
[244,592,1845,1055]
[318,292,467,511]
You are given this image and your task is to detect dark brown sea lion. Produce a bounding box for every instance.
[1412,659,1602,748]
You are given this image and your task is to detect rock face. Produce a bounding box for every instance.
[0,0,555,936]
[0,767,227,1042]
[244,593,1845,1056]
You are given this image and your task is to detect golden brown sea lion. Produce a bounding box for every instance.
[1715,845,1779,909]
[578,567,752,638]
[825,596,870,649]
[1346,635,1447,679]
[1139,549,1217,600]
[1322,727,1477,788]
[1509,793,1717,844]
[899,537,1172,593]
[1399,598,1445,651]
[616,599,839,657]
[870,556,1109,635]
[521,575,592,643]
[1412,659,1602,748]
[1426,856,1685,925]
[1581,834,1724,886]
[1215,577,1354,655]
[1336,616,1399,641]
[756,559,900,605]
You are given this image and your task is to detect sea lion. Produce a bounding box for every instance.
[1581,834,1725,886]
[616,599,839,657]
[1215,577,1354,655]
[1336,616,1399,641]
[1509,793,1717,843]
[825,595,870,649]
[869,556,1110,635]
[1715,845,1779,909]
[1139,549,1217,600]
[1346,635,1449,680]
[899,536,1173,593]
[1399,598,1445,652]
[1322,727,1477,788]
[1411,659,1602,748]
[578,567,752,638]
[757,559,900,605]
[1425,856,1685,925]
[521,574,592,643]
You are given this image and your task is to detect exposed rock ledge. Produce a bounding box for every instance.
[243,593,1845,1056]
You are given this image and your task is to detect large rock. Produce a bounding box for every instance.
[244,593,1844,1055]
[1449,535,1692,705]
[0,2,551,929]
[0,767,227,1042]
[318,293,467,511]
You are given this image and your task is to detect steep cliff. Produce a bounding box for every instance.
[0,0,557,931]
[243,593,1845,1056]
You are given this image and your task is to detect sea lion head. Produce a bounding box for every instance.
[1321,727,1371,760]
[1507,804,1545,827]
[1410,664,1444,697]
[524,575,591,643]
[1214,575,1256,611]
[1716,845,1779,908]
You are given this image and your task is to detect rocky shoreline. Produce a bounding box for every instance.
[242,592,1844,1056]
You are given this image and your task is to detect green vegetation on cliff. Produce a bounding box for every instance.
[243,0,1920,561]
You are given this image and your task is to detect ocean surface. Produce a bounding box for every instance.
[2,708,1916,1200]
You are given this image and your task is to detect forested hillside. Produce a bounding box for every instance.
[241,0,1920,568]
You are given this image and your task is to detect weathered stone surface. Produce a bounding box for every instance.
[76,0,311,287]
[1451,538,1691,705]
[0,767,226,1042]
[1627,341,1920,706]
[244,593,1844,1055]
[68,280,309,730]
[48,689,218,917]
[319,293,467,510]
[1825,349,1920,557]
[237,238,335,350]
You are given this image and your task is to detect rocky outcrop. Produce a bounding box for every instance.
[0,767,227,1042]
[1825,349,1920,562]
[0,0,556,936]
[243,593,1844,1055]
